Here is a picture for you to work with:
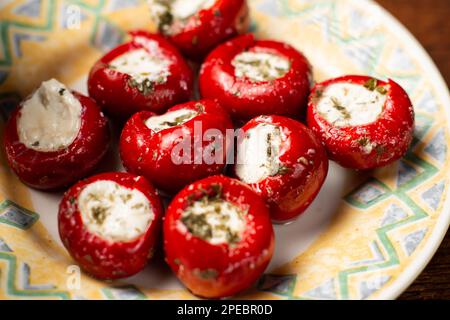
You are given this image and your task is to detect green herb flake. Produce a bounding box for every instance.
[278,165,292,175]
[58,88,66,96]
[375,145,386,156]
[376,86,388,95]
[331,97,351,119]
[91,206,108,225]
[364,78,378,91]
[357,137,370,147]
[196,268,218,280]
[195,103,205,113]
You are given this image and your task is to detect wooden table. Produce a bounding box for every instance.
[376,0,450,300]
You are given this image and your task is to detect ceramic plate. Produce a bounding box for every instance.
[0,0,449,300]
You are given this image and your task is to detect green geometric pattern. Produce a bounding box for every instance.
[0,240,69,299]
[255,0,446,300]
[102,285,147,300]
[0,200,39,230]
[0,0,144,81]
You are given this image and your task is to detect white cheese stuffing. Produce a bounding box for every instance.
[171,0,216,20]
[78,180,154,242]
[180,198,246,245]
[235,123,283,184]
[109,48,171,87]
[149,0,217,32]
[145,108,197,133]
[316,82,387,127]
[17,79,82,152]
[232,51,291,82]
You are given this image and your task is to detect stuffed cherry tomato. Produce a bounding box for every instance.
[199,34,312,122]
[233,115,328,223]
[164,175,274,298]
[3,79,110,190]
[307,75,414,170]
[88,31,193,119]
[120,100,233,194]
[58,172,163,280]
[149,0,249,59]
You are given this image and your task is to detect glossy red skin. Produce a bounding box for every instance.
[58,172,163,280]
[160,0,249,59]
[3,91,110,190]
[199,34,312,123]
[233,115,328,223]
[120,100,233,195]
[88,31,193,119]
[164,175,274,298]
[306,75,415,170]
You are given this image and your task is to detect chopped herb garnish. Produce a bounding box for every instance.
[357,137,370,147]
[364,78,378,91]
[375,145,386,156]
[128,78,154,96]
[376,86,388,95]
[31,141,40,147]
[214,9,221,17]
[160,113,195,127]
[195,103,205,113]
[196,268,218,280]
[331,97,351,119]
[58,88,66,96]
[276,165,292,176]
[91,206,107,225]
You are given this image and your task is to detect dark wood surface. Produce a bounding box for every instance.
[375,0,450,300]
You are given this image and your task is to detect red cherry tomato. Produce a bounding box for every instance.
[4,87,110,190]
[120,100,233,194]
[233,115,328,223]
[306,75,414,170]
[151,0,250,59]
[88,31,193,119]
[58,172,163,280]
[199,34,312,123]
[164,175,274,298]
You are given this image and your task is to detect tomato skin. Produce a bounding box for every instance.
[3,92,110,190]
[306,75,415,170]
[199,34,312,123]
[164,175,274,298]
[88,31,193,120]
[119,100,233,195]
[58,172,163,280]
[160,0,249,59]
[233,115,328,222]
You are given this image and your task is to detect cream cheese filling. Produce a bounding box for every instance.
[145,108,197,133]
[180,198,246,245]
[236,123,283,184]
[78,180,154,242]
[316,82,387,127]
[17,79,82,152]
[232,51,291,82]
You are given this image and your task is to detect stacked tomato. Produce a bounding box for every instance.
[3,0,414,299]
